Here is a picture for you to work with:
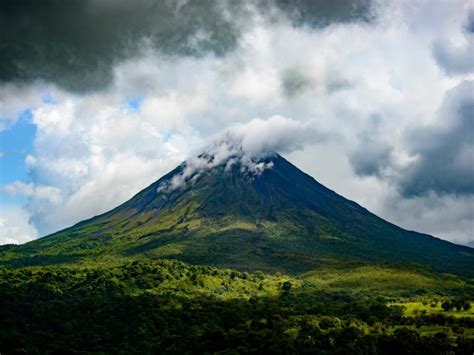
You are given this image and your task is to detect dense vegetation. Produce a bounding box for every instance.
[1,259,473,353]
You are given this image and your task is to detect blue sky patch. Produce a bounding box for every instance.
[42,93,57,104]
[163,131,173,142]
[126,97,143,111]
[0,109,36,205]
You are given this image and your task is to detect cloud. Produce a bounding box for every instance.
[167,116,320,189]
[1,88,203,235]
[280,65,351,98]
[0,0,243,92]
[281,67,315,97]
[227,115,328,155]
[0,206,38,244]
[287,141,474,247]
[268,0,374,27]
[349,114,394,177]
[433,37,474,76]
[0,0,472,247]
[349,81,474,198]
[344,80,474,246]
[466,9,474,33]
[350,142,393,177]
[0,0,374,92]
[3,181,63,205]
[432,7,474,75]
[379,192,474,247]
[0,83,44,129]
[400,81,474,197]
[158,115,327,191]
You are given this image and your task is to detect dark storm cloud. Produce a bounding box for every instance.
[268,0,374,28]
[349,114,394,177]
[0,0,241,92]
[0,0,374,92]
[350,142,393,177]
[350,81,474,197]
[464,10,474,33]
[401,81,474,197]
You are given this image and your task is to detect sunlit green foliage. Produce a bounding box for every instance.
[0,260,473,353]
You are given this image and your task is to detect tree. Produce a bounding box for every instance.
[441,301,452,312]
[281,281,292,293]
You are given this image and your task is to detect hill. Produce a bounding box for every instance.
[1,152,472,275]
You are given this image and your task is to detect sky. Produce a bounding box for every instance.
[0,0,473,247]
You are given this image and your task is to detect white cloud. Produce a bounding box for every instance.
[1,84,205,235]
[432,2,474,76]
[0,205,38,244]
[158,115,325,191]
[3,181,34,197]
[0,83,42,130]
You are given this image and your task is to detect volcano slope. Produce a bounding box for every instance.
[2,152,474,354]
[1,153,472,276]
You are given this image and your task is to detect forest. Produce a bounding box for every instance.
[1,259,473,354]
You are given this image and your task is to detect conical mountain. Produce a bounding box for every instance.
[2,152,473,275]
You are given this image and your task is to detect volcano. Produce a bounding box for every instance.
[2,152,473,275]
